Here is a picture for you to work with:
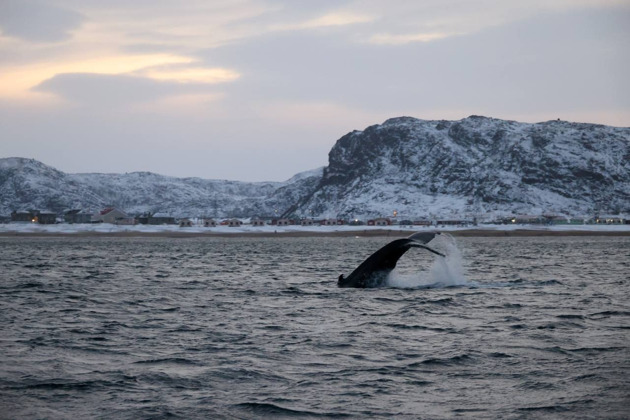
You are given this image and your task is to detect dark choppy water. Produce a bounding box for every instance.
[1,235,629,419]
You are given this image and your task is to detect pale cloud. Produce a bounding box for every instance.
[0,53,193,99]
[135,66,240,84]
[69,0,277,51]
[348,0,630,45]
[0,0,84,42]
[34,73,220,107]
[271,12,374,32]
[369,32,460,45]
[0,52,240,100]
[204,6,629,119]
[129,93,225,116]
[306,12,374,28]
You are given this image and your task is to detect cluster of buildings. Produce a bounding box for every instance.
[6,208,628,227]
[8,208,417,228]
[495,214,628,225]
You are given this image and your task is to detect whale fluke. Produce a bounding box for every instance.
[338,232,444,288]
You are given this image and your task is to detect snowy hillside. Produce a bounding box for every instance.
[1,115,629,220]
[0,158,319,218]
[286,116,630,220]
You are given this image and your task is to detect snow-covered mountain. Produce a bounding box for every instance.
[1,116,628,220]
[0,157,321,218]
[285,116,630,220]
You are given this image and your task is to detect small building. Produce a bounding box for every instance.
[271,218,298,226]
[151,216,176,225]
[228,219,243,227]
[138,213,176,225]
[511,215,545,225]
[348,219,365,226]
[437,219,470,226]
[11,210,56,224]
[179,218,193,227]
[606,216,625,224]
[115,217,137,226]
[11,210,35,223]
[250,218,266,226]
[567,217,588,225]
[321,219,344,226]
[203,218,217,227]
[301,219,314,226]
[544,215,570,225]
[368,218,391,226]
[596,215,625,224]
[64,209,94,224]
[413,220,432,227]
[93,207,129,224]
[37,212,57,224]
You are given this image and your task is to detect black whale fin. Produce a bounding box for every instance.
[338,232,444,288]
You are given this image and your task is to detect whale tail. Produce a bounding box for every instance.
[338,274,345,286]
[338,231,444,288]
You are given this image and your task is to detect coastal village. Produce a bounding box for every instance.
[5,207,628,228]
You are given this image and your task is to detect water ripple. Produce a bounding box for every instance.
[0,235,628,419]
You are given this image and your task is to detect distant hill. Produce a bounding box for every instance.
[283,116,630,219]
[1,116,629,220]
[0,157,322,218]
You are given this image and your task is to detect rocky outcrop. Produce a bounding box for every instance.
[287,116,629,219]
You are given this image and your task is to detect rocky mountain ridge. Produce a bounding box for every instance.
[286,116,629,219]
[0,157,322,218]
[1,116,628,220]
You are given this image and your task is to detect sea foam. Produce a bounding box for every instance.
[387,234,469,289]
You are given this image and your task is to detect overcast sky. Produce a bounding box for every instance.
[1,0,628,181]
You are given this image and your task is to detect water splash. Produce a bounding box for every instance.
[387,234,470,289]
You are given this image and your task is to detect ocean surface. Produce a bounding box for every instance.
[0,234,628,419]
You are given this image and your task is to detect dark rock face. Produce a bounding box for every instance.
[291,116,630,219]
[1,116,628,220]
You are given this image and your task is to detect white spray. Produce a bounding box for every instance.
[386,234,469,289]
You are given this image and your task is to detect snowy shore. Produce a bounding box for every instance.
[0,223,628,237]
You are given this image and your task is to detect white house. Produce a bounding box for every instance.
[93,207,129,224]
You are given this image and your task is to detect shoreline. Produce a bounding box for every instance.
[0,227,629,238]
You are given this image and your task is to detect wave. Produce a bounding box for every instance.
[384,323,456,332]
[232,402,351,419]
[409,353,474,367]
[133,357,199,365]
[15,379,125,391]
[589,310,630,319]
[518,399,596,413]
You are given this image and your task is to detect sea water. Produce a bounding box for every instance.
[0,235,629,419]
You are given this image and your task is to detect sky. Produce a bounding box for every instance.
[0,0,628,181]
